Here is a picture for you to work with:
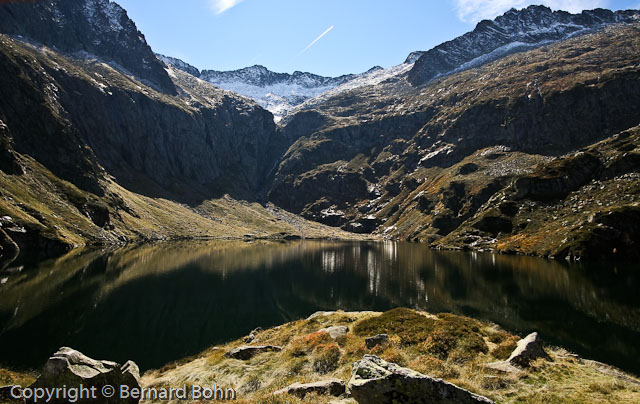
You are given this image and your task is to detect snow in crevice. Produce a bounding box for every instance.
[83,0,124,32]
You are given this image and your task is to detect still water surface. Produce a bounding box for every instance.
[0,241,638,374]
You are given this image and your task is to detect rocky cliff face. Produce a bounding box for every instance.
[0,0,176,94]
[0,34,284,201]
[269,21,640,260]
[408,6,640,86]
[1,2,639,261]
[0,0,359,256]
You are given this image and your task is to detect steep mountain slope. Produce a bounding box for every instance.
[0,0,176,94]
[408,5,639,86]
[157,55,383,121]
[269,21,640,260]
[0,1,360,265]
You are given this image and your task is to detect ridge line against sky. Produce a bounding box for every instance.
[116,0,638,77]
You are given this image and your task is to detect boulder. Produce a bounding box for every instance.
[275,379,346,398]
[507,332,551,367]
[348,355,494,404]
[318,326,349,340]
[29,347,140,403]
[365,334,389,349]
[224,345,282,360]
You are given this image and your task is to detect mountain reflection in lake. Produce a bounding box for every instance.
[0,240,638,374]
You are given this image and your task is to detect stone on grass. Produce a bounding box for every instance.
[507,332,551,367]
[365,334,389,349]
[224,345,282,360]
[275,378,346,398]
[348,355,494,404]
[29,347,140,403]
[318,326,349,339]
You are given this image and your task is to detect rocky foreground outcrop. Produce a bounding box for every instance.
[348,355,494,404]
[4,347,140,404]
[3,310,634,404]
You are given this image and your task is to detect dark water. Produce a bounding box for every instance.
[0,240,639,374]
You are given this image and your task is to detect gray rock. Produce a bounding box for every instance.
[29,347,140,403]
[224,345,282,360]
[319,326,349,340]
[275,378,346,398]
[507,332,551,367]
[0,0,176,94]
[365,334,389,349]
[348,355,494,404]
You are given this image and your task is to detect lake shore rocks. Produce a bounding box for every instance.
[348,355,495,404]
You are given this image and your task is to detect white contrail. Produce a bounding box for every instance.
[211,0,244,15]
[300,25,335,54]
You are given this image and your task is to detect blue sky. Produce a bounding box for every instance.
[116,0,639,77]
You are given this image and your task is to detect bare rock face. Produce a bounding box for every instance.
[348,355,494,404]
[224,345,282,360]
[29,347,140,403]
[275,379,346,399]
[0,0,176,94]
[408,6,640,86]
[507,332,551,367]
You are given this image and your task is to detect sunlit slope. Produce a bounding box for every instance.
[270,24,640,259]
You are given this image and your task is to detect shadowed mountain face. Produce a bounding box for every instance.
[0,0,339,257]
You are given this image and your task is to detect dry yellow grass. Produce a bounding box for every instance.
[138,309,640,404]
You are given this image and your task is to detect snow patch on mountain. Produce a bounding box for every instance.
[284,62,415,121]
[83,0,124,32]
[156,58,386,122]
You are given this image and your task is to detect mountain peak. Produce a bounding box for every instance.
[408,6,640,86]
[0,0,176,94]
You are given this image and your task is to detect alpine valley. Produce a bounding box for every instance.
[1,0,640,266]
[2,2,640,404]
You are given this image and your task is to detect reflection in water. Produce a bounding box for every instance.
[0,240,639,374]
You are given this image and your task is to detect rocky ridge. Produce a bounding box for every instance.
[408,5,640,86]
[268,20,640,260]
[0,0,176,94]
[156,56,385,121]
